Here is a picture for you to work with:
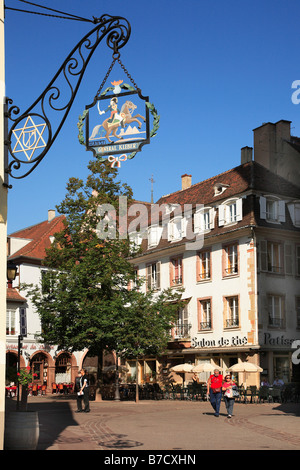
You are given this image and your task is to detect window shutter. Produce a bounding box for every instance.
[218,205,225,226]
[285,244,293,275]
[236,198,243,221]
[260,240,268,271]
[156,262,161,289]
[209,208,215,229]
[278,201,286,223]
[260,197,267,220]
[147,265,152,290]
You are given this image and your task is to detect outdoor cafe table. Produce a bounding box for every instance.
[5,386,17,397]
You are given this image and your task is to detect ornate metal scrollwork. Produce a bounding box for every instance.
[4,14,131,185]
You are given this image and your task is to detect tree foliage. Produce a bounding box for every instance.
[24,160,183,361]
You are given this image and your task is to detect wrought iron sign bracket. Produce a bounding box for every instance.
[3,14,131,187]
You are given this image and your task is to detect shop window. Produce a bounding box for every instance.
[196,250,211,281]
[224,296,239,329]
[31,353,48,383]
[267,295,285,329]
[274,356,289,383]
[198,298,212,331]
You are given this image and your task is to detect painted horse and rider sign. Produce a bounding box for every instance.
[78,78,159,167]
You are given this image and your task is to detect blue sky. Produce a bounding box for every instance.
[4,0,300,233]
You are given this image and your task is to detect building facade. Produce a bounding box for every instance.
[6,210,90,392]
[6,119,300,391]
[126,120,300,387]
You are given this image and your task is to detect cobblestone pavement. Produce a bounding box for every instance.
[5,396,300,452]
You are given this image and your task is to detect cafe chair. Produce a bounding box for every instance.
[52,383,58,394]
[32,384,39,396]
[41,384,47,395]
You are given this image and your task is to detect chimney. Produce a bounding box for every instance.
[241,146,253,164]
[48,209,56,222]
[253,120,291,172]
[181,174,192,190]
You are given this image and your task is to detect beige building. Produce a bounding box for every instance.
[126,120,300,388]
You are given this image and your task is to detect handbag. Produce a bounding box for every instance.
[232,386,239,398]
[212,387,221,393]
[224,388,233,398]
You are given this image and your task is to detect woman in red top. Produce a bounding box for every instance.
[207,369,223,417]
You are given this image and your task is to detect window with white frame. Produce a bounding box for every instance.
[194,207,215,233]
[197,250,211,281]
[260,240,283,274]
[148,225,163,248]
[223,243,239,276]
[172,305,190,339]
[170,256,183,286]
[168,216,186,242]
[268,295,285,328]
[198,298,212,331]
[147,262,161,290]
[224,296,239,328]
[218,198,242,226]
[260,196,285,223]
[6,309,16,335]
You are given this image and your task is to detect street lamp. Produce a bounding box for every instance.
[7,260,18,287]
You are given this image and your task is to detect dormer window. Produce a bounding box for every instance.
[218,198,243,226]
[214,183,229,197]
[194,207,215,233]
[148,225,163,248]
[260,196,285,223]
[168,216,187,242]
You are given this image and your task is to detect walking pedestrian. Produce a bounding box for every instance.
[207,369,223,417]
[222,374,236,418]
[76,369,90,413]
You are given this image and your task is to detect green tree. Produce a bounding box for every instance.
[25,160,183,399]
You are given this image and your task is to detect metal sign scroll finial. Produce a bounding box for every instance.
[4,14,131,187]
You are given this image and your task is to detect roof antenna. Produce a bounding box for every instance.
[149,174,155,203]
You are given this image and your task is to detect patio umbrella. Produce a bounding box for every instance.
[192,362,222,373]
[170,363,194,385]
[229,361,263,373]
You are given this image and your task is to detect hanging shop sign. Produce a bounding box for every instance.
[78,55,159,167]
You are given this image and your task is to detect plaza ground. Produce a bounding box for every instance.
[4,395,300,451]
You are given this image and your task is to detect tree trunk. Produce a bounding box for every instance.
[95,350,103,402]
[20,385,28,412]
[135,359,139,403]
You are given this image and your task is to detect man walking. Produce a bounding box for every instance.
[76,369,90,413]
[207,369,223,417]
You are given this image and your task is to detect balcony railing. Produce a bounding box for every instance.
[199,321,212,331]
[172,322,191,339]
[225,318,239,328]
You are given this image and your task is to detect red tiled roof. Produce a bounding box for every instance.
[8,215,66,262]
[7,287,26,302]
